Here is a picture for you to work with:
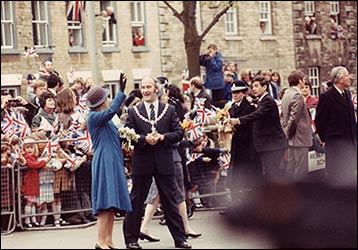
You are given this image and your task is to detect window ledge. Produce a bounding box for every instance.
[68,47,88,54]
[102,46,121,53]
[36,48,54,54]
[259,35,277,41]
[132,46,150,53]
[224,35,243,41]
[1,49,21,55]
[305,34,322,40]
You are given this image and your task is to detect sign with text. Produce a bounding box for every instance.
[308,151,326,172]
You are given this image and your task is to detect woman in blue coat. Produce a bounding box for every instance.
[86,74,132,249]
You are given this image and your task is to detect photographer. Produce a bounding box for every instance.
[199,44,225,108]
[1,89,37,127]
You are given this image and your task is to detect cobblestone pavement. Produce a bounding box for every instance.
[1,210,275,249]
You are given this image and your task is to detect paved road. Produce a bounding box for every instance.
[1,210,275,249]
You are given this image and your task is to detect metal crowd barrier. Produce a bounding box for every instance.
[1,165,17,235]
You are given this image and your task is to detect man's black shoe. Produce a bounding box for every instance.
[126,242,142,249]
[174,241,192,249]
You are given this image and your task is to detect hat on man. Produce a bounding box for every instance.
[86,86,110,108]
[231,80,248,92]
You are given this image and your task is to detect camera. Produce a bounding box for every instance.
[8,98,21,103]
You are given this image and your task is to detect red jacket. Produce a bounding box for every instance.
[21,153,46,197]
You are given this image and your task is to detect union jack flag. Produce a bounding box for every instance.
[13,112,31,138]
[41,137,60,157]
[73,129,92,153]
[37,116,58,136]
[186,152,203,165]
[66,1,86,23]
[1,113,14,136]
[23,46,39,58]
[64,152,84,171]
[218,152,231,170]
[186,117,203,142]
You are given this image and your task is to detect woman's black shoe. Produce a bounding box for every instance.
[95,243,102,249]
[139,232,160,242]
[185,233,202,238]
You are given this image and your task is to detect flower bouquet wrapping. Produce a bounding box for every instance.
[118,127,140,153]
[215,104,233,149]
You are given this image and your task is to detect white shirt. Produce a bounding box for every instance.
[144,100,159,120]
[258,92,269,103]
[333,84,344,96]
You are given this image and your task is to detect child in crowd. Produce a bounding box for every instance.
[21,137,51,228]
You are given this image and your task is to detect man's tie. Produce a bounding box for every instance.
[150,104,155,121]
[341,91,347,100]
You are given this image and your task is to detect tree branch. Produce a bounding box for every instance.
[162,1,184,24]
[200,2,233,39]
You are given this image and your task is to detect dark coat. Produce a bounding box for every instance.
[229,98,257,164]
[315,87,357,185]
[125,102,184,175]
[239,94,288,153]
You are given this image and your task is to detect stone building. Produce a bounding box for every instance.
[1,1,356,98]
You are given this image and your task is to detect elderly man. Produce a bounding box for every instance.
[315,66,357,187]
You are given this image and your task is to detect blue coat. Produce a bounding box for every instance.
[200,52,224,90]
[87,91,132,215]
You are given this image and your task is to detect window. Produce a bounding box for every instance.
[131,1,146,48]
[66,1,86,49]
[330,1,340,24]
[225,7,238,36]
[100,1,117,48]
[259,1,272,35]
[1,1,15,50]
[308,67,320,97]
[304,1,315,16]
[31,1,50,48]
[330,1,340,15]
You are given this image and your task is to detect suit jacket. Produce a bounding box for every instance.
[280,87,313,147]
[239,94,288,152]
[125,102,184,175]
[315,87,357,147]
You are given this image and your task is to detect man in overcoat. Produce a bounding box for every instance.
[315,66,357,187]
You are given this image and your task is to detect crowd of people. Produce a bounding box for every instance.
[1,43,357,249]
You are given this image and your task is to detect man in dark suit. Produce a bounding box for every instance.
[315,66,357,187]
[123,77,191,249]
[229,76,288,184]
[189,76,212,110]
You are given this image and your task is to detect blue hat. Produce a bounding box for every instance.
[42,57,52,64]
[86,86,110,108]
[231,80,248,92]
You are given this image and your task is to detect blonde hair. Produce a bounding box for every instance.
[23,138,40,157]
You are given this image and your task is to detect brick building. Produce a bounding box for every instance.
[1,1,356,98]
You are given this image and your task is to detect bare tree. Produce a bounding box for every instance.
[162,1,235,79]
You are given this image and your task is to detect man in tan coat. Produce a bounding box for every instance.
[280,70,313,182]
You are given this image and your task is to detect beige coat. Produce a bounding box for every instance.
[280,87,313,147]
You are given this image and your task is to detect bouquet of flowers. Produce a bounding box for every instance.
[118,127,140,152]
[216,105,230,125]
[215,104,233,148]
